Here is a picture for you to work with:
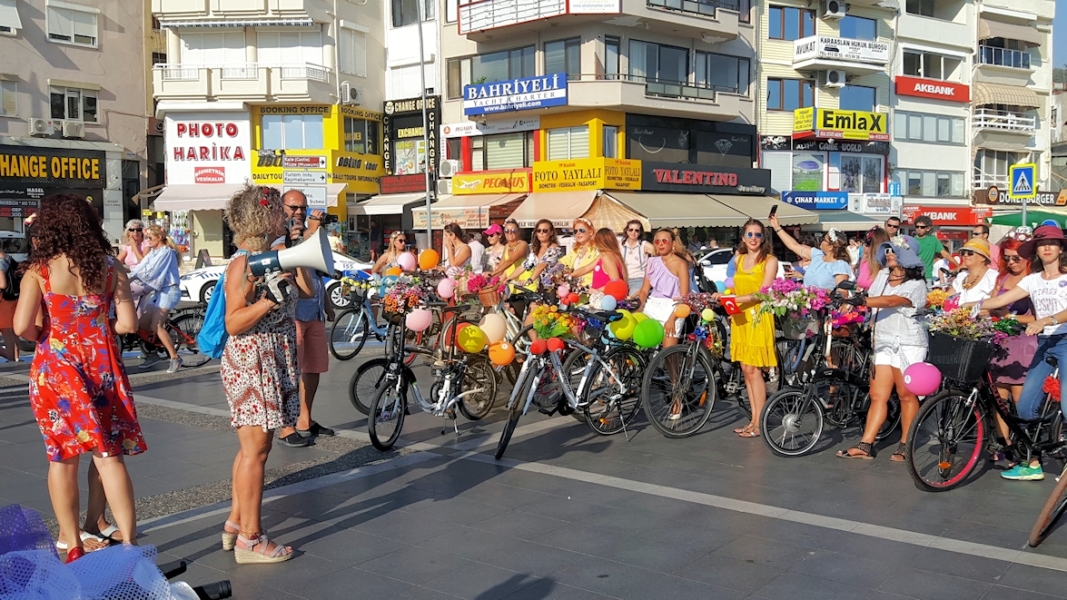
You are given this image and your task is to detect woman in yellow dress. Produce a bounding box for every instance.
[560,218,599,288]
[720,218,778,438]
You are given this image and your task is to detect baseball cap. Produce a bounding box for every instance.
[484,224,503,236]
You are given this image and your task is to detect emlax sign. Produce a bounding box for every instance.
[463,73,568,116]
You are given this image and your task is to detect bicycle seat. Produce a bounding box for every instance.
[425,301,448,308]
[439,304,469,315]
[1046,356,1059,369]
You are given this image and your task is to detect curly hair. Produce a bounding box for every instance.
[226,184,284,252]
[28,194,114,294]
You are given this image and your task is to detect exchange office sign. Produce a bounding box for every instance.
[640,162,770,195]
[463,73,568,116]
[532,158,641,193]
[383,96,440,177]
[0,146,105,188]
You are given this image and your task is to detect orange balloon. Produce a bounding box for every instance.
[547,337,566,353]
[489,342,516,366]
[419,249,440,270]
[385,267,402,277]
[674,304,692,318]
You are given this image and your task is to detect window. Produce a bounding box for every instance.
[604,36,620,80]
[447,46,535,99]
[339,28,368,76]
[893,111,965,144]
[261,114,324,149]
[766,78,814,111]
[180,31,244,65]
[49,86,96,122]
[0,0,21,34]
[258,30,323,66]
[603,125,618,158]
[839,85,875,111]
[768,6,815,41]
[902,50,961,81]
[974,150,1023,185]
[343,117,379,154]
[905,0,935,17]
[445,0,457,23]
[546,126,589,160]
[629,40,688,84]
[392,0,434,27]
[979,39,1032,69]
[837,155,883,193]
[151,52,166,66]
[0,80,15,116]
[894,169,965,197]
[545,38,581,81]
[792,153,825,191]
[839,15,876,40]
[695,52,750,95]
[47,3,98,47]
[471,132,534,170]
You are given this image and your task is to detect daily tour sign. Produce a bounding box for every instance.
[532,158,641,192]
[793,108,890,141]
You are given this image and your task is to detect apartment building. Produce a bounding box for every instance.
[0,0,147,242]
[151,0,386,257]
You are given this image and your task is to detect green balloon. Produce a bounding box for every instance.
[633,318,665,349]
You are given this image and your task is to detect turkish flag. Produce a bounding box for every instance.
[719,296,742,315]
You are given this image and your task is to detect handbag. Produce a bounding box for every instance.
[197,251,247,360]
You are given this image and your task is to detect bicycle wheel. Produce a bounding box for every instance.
[761,386,824,457]
[169,314,211,367]
[348,357,388,416]
[329,309,369,360]
[641,344,717,439]
[585,346,645,436]
[496,363,534,460]
[1029,468,1067,547]
[906,390,985,492]
[458,355,498,421]
[368,378,406,451]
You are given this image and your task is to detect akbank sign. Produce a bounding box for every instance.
[463,73,568,116]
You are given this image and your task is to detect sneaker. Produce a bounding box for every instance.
[139,354,162,369]
[278,432,311,448]
[1001,464,1045,481]
[166,357,183,374]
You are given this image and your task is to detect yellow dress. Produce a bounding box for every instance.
[561,245,599,287]
[730,255,777,368]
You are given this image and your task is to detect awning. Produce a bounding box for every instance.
[979,18,1040,46]
[606,192,749,228]
[988,208,1067,229]
[131,184,166,204]
[0,0,23,30]
[973,82,1041,109]
[152,184,245,212]
[710,195,819,226]
[349,192,428,216]
[507,191,600,228]
[159,18,315,28]
[801,211,881,232]
[326,183,347,208]
[411,193,526,229]
[973,133,1030,153]
[580,195,650,233]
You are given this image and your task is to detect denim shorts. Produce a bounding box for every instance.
[158,286,181,311]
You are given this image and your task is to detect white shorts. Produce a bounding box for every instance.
[643,296,683,338]
[873,345,927,371]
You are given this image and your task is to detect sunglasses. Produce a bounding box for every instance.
[505,229,518,234]
[745,232,763,239]
[885,224,899,229]
[488,232,500,236]
[885,248,896,255]
[536,228,551,234]
[916,225,930,230]
[627,228,640,233]
[653,239,671,245]
[286,205,308,212]
[959,249,976,257]
[128,228,143,232]
[576,228,588,234]
[1004,255,1023,263]
[972,231,985,236]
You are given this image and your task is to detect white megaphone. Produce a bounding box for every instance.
[248,227,334,277]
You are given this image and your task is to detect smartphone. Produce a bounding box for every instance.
[768,204,778,219]
[783,263,794,272]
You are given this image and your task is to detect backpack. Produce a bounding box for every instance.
[2,257,20,301]
[196,250,247,359]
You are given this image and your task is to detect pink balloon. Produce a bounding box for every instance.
[405,308,433,332]
[437,278,455,299]
[397,252,417,272]
[944,295,960,312]
[903,362,942,396]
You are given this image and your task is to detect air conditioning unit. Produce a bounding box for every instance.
[340,81,363,105]
[823,0,847,19]
[62,121,85,139]
[148,117,165,136]
[436,179,452,196]
[823,69,847,88]
[28,118,53,137]
[439,159,460,178]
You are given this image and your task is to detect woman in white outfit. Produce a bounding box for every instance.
[620,219,654,296]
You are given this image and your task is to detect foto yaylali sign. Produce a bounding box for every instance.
[463,74,568,116]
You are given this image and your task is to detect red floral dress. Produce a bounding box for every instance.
[29,259,146,462]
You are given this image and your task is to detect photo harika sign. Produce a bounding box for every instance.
[463,73,568,116]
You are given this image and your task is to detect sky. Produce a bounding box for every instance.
[1057,0,1066,68]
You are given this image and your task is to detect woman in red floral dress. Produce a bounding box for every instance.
[14,194,143,560]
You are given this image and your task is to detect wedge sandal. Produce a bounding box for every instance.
[234,534,293,564]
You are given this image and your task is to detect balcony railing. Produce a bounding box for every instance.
[647,0,750,22]
[973,173,1009,189]
[157,64,199,81]
[281,63,331,82]
[978,45,1032,69]
[973,108,1036,134]
[600,73,727,101]
[221,63,259,80]
[155,63,331,83]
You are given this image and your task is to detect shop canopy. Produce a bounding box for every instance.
[580,194,651,233]
[987,208,1067,229]
[979,18,1040,46]
[507,191,600,228]
[606,192,749,228]
[711,195,819,226]
[411,193,525,229]
[350,192,428,216]
[973,81,1041,109]
[153,183,246,212]
[802,211,882,232]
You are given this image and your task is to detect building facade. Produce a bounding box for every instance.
[0,0,147,243]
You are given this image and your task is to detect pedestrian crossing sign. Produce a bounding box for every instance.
[1009,163,1037,200]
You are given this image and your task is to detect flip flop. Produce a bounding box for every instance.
[55,531,106,551]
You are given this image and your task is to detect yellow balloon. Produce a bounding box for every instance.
[633,312,649,324]
[610,309,636,341]
[701,308,715,321]
[458,325,487,353]
[725,288,734,295]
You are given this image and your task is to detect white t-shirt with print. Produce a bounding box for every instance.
[1018,272,1067,336]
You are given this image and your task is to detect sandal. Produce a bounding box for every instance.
[56,531,107,552]
[221,520,240,551]
[737,428,761,438]
[733,424,754,434]
[890,443,908,463]
[837,442,876,459]
[83,524,122,545]
[234,534,293,564]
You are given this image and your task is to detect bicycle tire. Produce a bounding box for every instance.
[584,345,645,436]
[348,357,388,416]
[169,314,211,367]
[761,386,825,457]
[906,389,985,492]
[496,363,534,460]
[1029,467,1067,547]
[641,344,717,439]
[329,309,369,360]
[458,355,498,421]
[368,377,406,451]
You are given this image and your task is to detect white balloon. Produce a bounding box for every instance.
[479,313,507,344]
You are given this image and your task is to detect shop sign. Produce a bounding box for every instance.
[283,171,327,185]
[380,174,427,195]
[639,162,769,195]
[848,193,902,215]
[452,169,532,195]
[794,36,890,65]
[166,112,251,185]
[570,0,620,12]
[258,105,330,116]
[781,191,848,210]
[894,76,969,103]
[413,207,489,230]
[442,117,540,138]
[760,135,890,156]
[383,95,440,177]
[251,149,382,193]
[282,155,327,169]
[973,188,1065,206]
[0,198,39,218]
[463,73,568,116]
[793,108,890,141]
[0,146,105,187]
[193,167,225,184]
[903,205,992,226]
[533,158,641,192]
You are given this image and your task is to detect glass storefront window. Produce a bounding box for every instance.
[791,153,825,191]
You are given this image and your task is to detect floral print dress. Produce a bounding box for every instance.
[30,259,146,462]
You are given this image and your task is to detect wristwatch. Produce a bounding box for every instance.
[1051,315,1059,326]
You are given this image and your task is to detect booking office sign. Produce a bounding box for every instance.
[463,73,569,116]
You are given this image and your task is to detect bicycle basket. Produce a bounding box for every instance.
[779,315,819,340]
[927,332,995,383]
[383,310,405,325]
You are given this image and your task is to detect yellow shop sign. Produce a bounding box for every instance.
[532,158,642,192]
[793,108,889,141]
[452,169,532,195]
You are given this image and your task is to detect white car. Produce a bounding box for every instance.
[179,252,372,308]
[697,248,789,291]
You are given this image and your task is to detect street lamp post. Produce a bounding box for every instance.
[415,0,433,249]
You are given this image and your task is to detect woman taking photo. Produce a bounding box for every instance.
[560,218,598,288]
[131,225,183,373]
[769,217,851,290]
[621,220,653,295]
[951,238,998,304]
[636,229,689,350]
[371,231,406,275]
[441,222,472,276]
[116,219,148,267]
[219,184,299,563]
[965,225,1067,481]
[857,227,890,290]
[15,194,144,561]
[838,236,928,460]
[572,228,628,293]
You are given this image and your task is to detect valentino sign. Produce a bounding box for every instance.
[640,162,770,195]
